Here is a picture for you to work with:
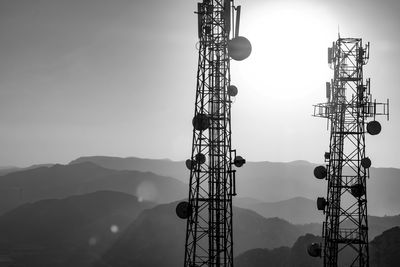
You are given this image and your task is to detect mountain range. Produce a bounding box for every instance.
[0,183,398,266]
[0,161,186,215]
[0,155,399,266]
[68,156,400,216]
[1,155,400,221]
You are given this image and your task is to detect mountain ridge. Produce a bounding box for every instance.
[0,161,187,215]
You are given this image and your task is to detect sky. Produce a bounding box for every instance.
[0,0,399,168]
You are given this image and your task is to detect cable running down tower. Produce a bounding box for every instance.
[176,1,251,266]
[308,37,389,267]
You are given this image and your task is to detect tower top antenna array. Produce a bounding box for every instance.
[176,0,251,266]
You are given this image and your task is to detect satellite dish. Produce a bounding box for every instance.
[228,36,252,61]
[176,201,192,219]
[227,85,238,97]
[307,243,322,257]
[351,184,365,198]
[185,159,196,170]
[317,197,327,211]
[314,166,327,179]
[192,113,210,131]
[367,120,381,135]
[234,156,245,167]
[195,153,206,165]
[361,157,371,168]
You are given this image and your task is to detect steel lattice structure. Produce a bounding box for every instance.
[176,1,251,267]
[308,37,389,267]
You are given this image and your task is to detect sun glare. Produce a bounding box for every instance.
[230,1,337,161]
[238,2,335,95]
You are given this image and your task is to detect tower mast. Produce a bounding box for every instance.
[308,37,389,267]
[176,1,251,266]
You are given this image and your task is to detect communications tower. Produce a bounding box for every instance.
[176,1,251,266]
[308,37,389,267]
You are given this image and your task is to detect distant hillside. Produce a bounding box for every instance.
[234,196,323,224]
[362,215,400,239]
[234,247,291,267]
[69,156,400,216]
[235,234,322,267]
[236,162,400,217]
[0,162,187,215]
[370,226,400,267]
[235,226,400,267]
[0,191,154,267]
[235,197,400,228]
[368,168,400,216]
[234,196,263,206]
[70,156,188,181]
[0,167,20,176]
[99,202,319,267]
[266,213,400,241]
[0,164,54,176]
[97,201,186,267]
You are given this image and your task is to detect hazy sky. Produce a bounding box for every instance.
[0,0,399,168]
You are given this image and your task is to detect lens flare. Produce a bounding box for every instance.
[110,224,119,234]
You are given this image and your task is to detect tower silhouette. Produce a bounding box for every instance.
[308,37,389,267]
[176,1,251,266]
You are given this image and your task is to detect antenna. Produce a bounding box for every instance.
[235,5,241,37]
[224,0,231,36]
